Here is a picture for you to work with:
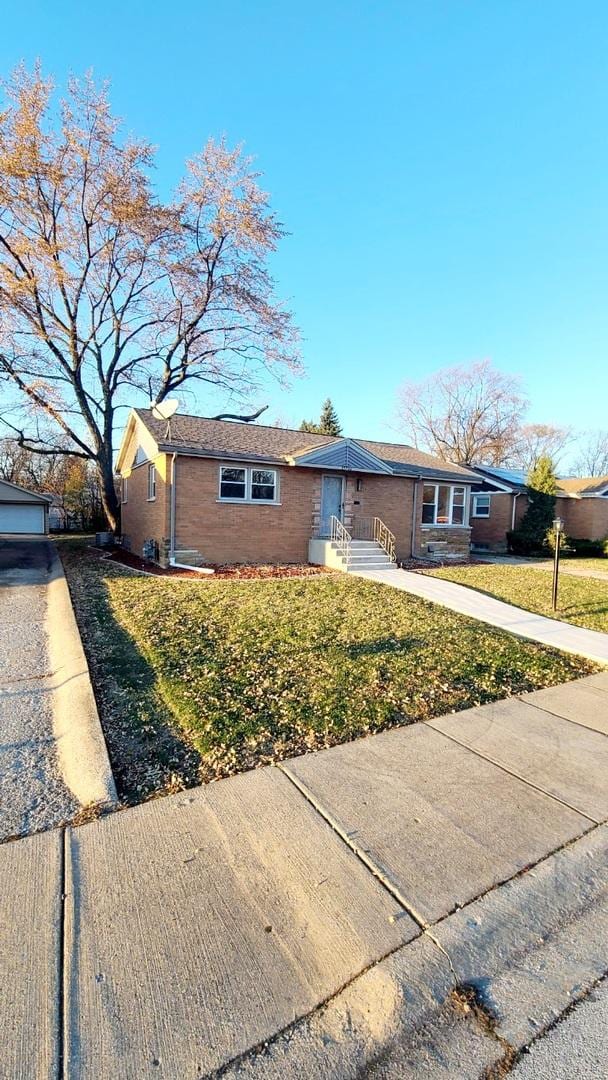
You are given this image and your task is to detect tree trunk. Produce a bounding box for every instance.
[97,456,120,533]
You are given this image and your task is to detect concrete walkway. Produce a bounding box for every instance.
[354,566,608,664]
[2,673,607,1078]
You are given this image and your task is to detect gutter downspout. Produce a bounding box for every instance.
[511,491,520,531]
[169,452,177,561]
[410,476,422,558]
[168,452,214,575]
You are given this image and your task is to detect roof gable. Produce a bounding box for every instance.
[288,439,393,474]
[0,478,51,503]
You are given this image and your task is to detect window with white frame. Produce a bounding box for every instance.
[122,477,128,504]
[251,469,276,500]
[472,493,491,518]
[147,463,156,500]
[219,467,246,499]
[421,484,467,526]
[219,465,277,503]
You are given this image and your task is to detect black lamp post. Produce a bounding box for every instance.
[552,517,564,611]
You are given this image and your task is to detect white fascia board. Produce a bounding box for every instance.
[116,411,160,474]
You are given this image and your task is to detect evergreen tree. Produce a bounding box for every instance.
[299,398,342,436]
[516,455,558,550]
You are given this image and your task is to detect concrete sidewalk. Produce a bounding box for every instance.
[355,566,608,664]
[2,673,608,1078]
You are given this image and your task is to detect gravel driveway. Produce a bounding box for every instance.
[0,538,79,840]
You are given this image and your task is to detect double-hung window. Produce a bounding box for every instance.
[147,463,156,501]
[219,465,277,503]
[421,484,467,526]
[219,467,247,500]
[472,493,491,518]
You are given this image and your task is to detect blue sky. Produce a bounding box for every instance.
[2,1,607,452]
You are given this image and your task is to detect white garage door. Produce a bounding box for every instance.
[0,503,46,534]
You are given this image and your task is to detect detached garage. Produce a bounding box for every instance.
[0,480,50,535]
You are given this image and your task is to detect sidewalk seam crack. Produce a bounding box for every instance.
[517,696,608,739]
[422,723,601,824]
[56,826,66,1080]
[277,763,430,930]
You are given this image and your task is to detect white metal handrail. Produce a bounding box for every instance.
[373,517,396,563]
[330,514,352,562]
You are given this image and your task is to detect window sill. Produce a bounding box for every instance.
[471,515,490,520]
[421,523,470,529]
[147,497,156,502]
[216,499,282,506]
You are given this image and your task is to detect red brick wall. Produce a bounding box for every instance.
[559,496,608,540]
[470,493,528,550]
[174,456,319,564]
[121,455,169,559]
[347,474,415,561]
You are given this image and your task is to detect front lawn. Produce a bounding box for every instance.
[558,557,608,574]
[510,557,608,575]
[427,564,608,633]
[60,541,595,801]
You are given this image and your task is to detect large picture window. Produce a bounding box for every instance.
[421,484,467,526]
[219,465,278,503]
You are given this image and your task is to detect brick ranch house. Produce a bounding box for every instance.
[116,409,479,568]
[469,465,608,552]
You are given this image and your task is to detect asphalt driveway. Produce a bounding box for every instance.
[0,538,78,840]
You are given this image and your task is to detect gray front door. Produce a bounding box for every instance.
[320,475,343,536]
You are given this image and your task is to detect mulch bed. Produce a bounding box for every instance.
[104,547,333,580]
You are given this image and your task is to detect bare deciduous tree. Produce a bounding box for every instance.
[506,423,572,473]
[0,66,300,529]
[395,359,527,465]
[573,430,608,477]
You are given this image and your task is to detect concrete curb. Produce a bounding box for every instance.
[222,825,608,1077]
[46,543,117,811]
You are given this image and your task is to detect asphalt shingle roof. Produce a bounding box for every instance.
[134,409,479,482]
[558,475,608,495]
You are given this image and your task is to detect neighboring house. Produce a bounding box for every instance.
[0,479,50,535]
[116,409,479,567]
[557,476,608,540]
[469,466,608,551]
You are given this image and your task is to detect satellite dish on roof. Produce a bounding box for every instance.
[150,399,179,421]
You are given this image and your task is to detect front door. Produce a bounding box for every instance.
[320,475,343,536]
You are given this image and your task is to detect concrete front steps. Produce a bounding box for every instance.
[309,537,397,572]
[345,540,397,571]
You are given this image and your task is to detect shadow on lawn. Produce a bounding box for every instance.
[558,601,608,622]
[344,636,422,659]
[62,544,202,804]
